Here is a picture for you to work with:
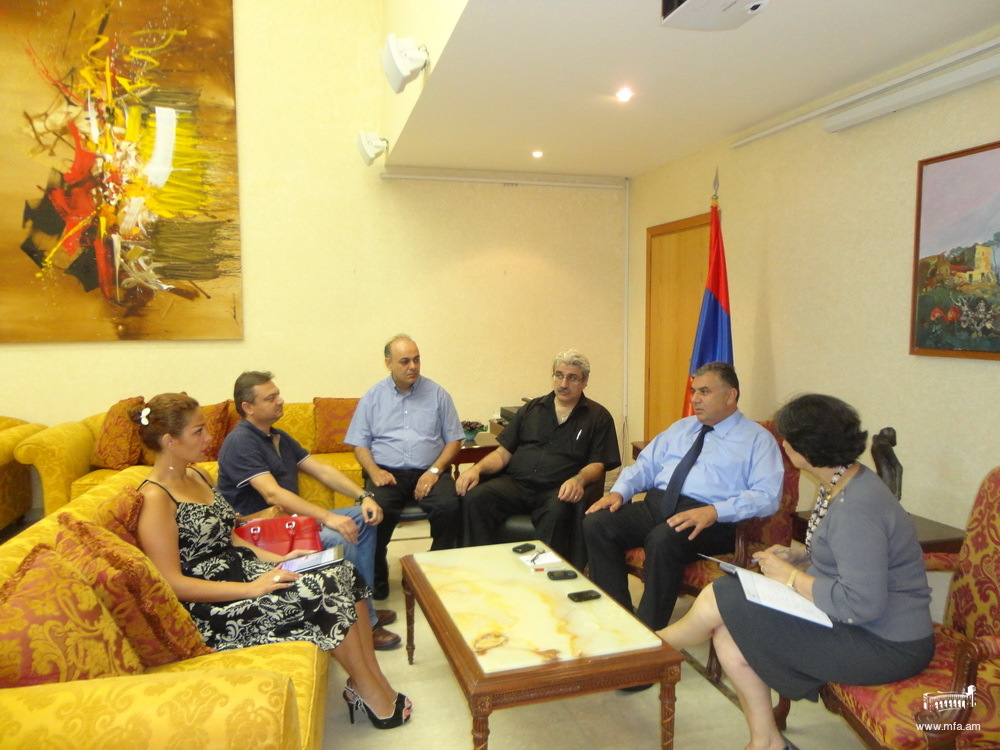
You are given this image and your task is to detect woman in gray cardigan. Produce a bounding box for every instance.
[659,394,934,750]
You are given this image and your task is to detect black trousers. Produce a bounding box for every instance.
[464,475,575,559]
[367,468,461,594]
[582,495,736,630]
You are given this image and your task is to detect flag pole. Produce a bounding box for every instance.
[682,170,733,416]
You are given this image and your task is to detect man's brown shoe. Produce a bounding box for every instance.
[375,609,397,627]
[372,626,401,650]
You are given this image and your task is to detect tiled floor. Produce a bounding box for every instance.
[323,520,867,750]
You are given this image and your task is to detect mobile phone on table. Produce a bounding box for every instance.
[512,543,536,554]
[547,569,578,580]
[567,589,601,602]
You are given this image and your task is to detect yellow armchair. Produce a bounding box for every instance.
[0,418,46,532]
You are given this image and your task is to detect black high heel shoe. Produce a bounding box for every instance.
[343,685,411,729]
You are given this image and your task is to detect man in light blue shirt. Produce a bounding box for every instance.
[583,362,783,635]
[346,334,464,599]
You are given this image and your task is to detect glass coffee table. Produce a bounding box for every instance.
[401,543,683,749]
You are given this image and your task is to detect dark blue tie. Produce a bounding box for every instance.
[658,424,714,521]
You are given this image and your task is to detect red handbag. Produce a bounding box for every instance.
[234,515,323,555]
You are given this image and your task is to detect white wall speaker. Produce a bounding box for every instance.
[382,34,428,93]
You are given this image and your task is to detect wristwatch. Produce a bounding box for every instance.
[428,467,441,475]
[355,491,375,505]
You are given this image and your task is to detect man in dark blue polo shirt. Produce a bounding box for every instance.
[217,370,400,649]
[457,349,621,560]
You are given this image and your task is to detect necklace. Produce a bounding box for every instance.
[804,463,853,551]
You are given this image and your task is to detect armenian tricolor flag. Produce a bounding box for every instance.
[682,197,733,416]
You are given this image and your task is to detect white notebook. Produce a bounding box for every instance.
[699,554,833,627]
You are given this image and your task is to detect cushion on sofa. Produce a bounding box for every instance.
[203,400,241,461]
[86,483,146,545]
[55,514,213,668]
[313,397,360,453]
[0,544,144,687]
[90,396,146,470]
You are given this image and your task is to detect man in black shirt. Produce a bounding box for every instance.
[458,349,620,559]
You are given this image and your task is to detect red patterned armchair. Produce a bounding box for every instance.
[819,465,1000,750]
[624,420,800,681]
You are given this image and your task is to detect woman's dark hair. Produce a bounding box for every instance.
[129,393,201,451]
[775,394,868,468]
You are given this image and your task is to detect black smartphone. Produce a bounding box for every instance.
[512,543,536,554]
[567,589,601,602]
[547,569,578,580]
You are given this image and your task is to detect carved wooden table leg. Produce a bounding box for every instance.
[403,572,415,665]
[471,695,492,750]
[659,669,678,750]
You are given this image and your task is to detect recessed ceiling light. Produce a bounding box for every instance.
[532,150,543,158]
[616,87,633,103]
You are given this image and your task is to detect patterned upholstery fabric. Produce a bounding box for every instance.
[0,545,144,687]
[90,396,146,470]
[0,470,329,750]
[85,482,146,545]
[202,400,241,461]
[0,668,301,750]
[55,514,213,667]
[313,397,360,453]
[924,551,958,573]
[273,403,317,452]
[823,465,1000,749]
[150,640,327,750]
[0,420,44,533]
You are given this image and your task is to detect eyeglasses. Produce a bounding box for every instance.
[553,372,583,384]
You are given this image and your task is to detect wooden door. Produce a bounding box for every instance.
[644,214,710,440]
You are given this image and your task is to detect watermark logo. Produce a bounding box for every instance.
[924,685,976,711]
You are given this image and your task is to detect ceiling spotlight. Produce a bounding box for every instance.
[532,150,543,158]
[616,87,633,103]
[382,34,429,93]
[357,131,388,166]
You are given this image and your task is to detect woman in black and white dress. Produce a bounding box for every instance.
[132,393,411,730]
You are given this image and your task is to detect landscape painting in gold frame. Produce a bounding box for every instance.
[0,0,242,342]
[911,139,1000,360]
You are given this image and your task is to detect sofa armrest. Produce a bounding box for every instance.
[14,421,98,516]
[0,423,45,463]
[0,669,301,750]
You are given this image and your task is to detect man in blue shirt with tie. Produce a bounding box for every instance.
[346,334,464,600]
[583,362,783,635]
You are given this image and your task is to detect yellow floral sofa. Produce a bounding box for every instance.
[15,397,361,517]
[0,470,329,750]
[0,418,46,532]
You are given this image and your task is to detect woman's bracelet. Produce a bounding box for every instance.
[786,569,799,589]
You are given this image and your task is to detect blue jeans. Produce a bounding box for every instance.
[318,506,378,627]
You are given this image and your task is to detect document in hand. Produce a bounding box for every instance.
[732,567,833,627]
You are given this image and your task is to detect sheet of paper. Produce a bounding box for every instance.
[733,567,833,627]
[518,550,562,567]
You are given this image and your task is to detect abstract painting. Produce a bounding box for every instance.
[0,0,241,341]
[911,139,1000,360]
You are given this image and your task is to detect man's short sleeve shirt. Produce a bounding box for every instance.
[498,392,621,489]
[217,419,309,515]
[345,375,463,470]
